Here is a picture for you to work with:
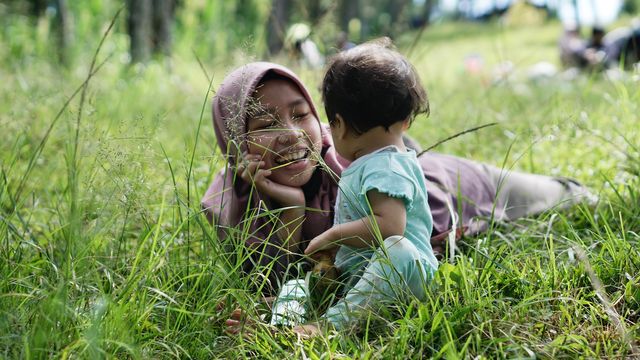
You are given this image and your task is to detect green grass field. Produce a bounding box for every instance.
[1,16,640,359]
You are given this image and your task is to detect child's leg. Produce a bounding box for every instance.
[480,164,598,221]
[324,236,435,330]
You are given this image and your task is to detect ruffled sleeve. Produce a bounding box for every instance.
[359,170,416,211]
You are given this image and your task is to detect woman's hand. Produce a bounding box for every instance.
[237,153,305,207]
[237,152,307,251]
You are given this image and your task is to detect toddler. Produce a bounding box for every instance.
[274,38,438,335]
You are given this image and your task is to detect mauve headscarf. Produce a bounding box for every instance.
[202,62,502,294]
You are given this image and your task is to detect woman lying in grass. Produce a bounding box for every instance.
[202,45,595,334]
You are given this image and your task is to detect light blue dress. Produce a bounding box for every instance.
[323,146,438,329]
[271,146,438,329]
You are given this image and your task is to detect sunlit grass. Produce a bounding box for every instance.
[1,15,639,358]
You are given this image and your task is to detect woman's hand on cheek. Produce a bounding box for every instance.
[238,153,269,184]
[238,153,305,207]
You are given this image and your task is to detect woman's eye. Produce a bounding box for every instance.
[266,120,282,128]
[292,112,309,121]
[251,116,278,130]
[259,120,274,128]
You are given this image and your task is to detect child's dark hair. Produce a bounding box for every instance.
[322,37,429,135]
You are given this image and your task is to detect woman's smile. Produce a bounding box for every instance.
[276,148,308,164]
[246,77,322,187]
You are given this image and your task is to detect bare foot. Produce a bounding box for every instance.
[292,322,323,338]
[224,308,249,335]
[213,295,277,334]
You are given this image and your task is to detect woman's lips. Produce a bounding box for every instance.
[278,157,310,171]
[271,149,314,172]
[274,149,309,165]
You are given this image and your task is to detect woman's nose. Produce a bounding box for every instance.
[276,126,303,144]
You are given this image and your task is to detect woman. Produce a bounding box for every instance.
[202,61,593,295]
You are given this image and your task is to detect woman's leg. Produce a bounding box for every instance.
[324,236,435,330]
[480,164,598,221]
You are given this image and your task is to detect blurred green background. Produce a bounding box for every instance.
[1,0,640,358]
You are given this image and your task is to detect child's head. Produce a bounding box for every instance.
[321,37,429,136]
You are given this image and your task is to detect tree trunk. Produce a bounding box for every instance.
[266,0,290,55]
[388,0,409,36]
[128,0,152,63]
[30,0,47,17]
[338,0,359,34]
[53,0,72,66]
[152,0,173,56]
[388,0,408,24]
[422,0,434,27]
[307,0,324,25]
[571,0,580,29]
[454,0,466,19]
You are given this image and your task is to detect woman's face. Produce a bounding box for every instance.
[245,78,322,188]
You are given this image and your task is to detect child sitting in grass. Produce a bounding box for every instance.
[277,38,439,336]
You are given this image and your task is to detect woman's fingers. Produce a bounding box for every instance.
[243,159,263,176]
[236,153,305,207]
[238,154,274,188]
[224,311,259,338]
[224,319,242,335]
[239,160,265,182]
[253,168,272,184]
[230,308,243,320]
[215,302,224,312]
[236,153,261,177]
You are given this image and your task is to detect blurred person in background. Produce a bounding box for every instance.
[285,23,325,69]
[602,19,640,69]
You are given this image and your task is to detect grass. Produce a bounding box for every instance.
[1,14,640,358]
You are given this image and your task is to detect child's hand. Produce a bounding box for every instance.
[236,152,305,207]
[309,247,338,262]
[304,232,337,256]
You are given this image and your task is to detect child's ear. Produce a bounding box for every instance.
[334,114,348,139]
[401,119,411,131]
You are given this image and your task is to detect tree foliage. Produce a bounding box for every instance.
[0,0,443,66]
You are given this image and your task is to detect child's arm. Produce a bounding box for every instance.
[305,190,406,255]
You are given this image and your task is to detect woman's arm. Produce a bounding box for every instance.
[305,190,406,255]
[276,206,305,255]
[238,153,307,254]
